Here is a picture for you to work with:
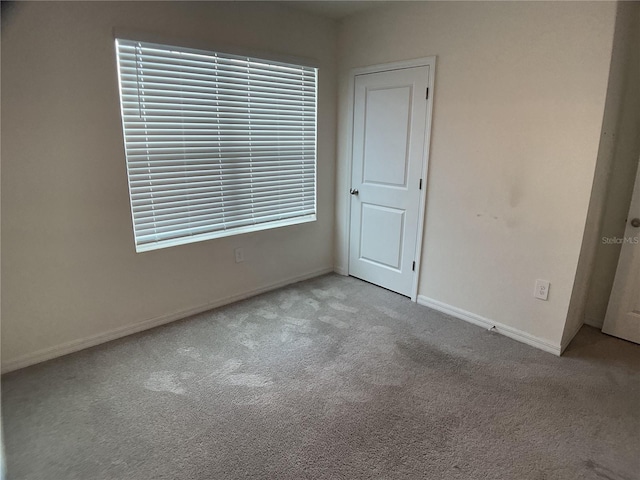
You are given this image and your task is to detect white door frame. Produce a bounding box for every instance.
[342,56,436,302]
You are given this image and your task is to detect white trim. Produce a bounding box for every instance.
[352,57,437,76]
[342,56,436,302]
[1,267,334,374]
[560,320,584,354]
[417,295,562,356]
[341,70,356,278]
[409,58,436,302]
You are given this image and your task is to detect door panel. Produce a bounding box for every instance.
[603,159,640,344]
[363,87,412,186]
[349,66,429,296]
[360,203,405,270]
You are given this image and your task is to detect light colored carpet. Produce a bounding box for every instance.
[2,273,639,480]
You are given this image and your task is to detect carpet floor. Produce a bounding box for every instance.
[2,273,639,480]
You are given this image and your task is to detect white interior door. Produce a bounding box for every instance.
[602,160,640,344]
[348,66,429,297]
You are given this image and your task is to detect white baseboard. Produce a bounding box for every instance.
[1,267,334,374]
[416,295,562,356]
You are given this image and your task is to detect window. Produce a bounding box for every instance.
[115,39,317,252]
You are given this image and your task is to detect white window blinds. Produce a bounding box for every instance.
[115,39,317,252]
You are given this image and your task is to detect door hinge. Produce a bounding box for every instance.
[412,261,416,271]
[426,87,429,100]
[419,178,423,190]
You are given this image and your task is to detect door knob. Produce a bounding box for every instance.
[350,188,359,196]
[631,218,640,228]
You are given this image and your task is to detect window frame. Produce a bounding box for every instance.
[113,33,319,252]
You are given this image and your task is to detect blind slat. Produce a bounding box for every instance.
[134,191,313,221]
[135,201,315,231]
[130,180,315,202]
[131,187,315,210]
[135,207,315,239]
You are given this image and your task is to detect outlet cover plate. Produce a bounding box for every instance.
[534,279,550,301]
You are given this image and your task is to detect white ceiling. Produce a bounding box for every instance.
[279,1,392,20]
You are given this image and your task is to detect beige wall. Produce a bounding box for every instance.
[1,1,337,370]
[336,1,617,349]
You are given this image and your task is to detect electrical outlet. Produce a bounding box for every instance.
[234,248,244,263]
[534,279,550,301]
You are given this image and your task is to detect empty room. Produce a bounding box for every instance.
[1,1,639,479]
